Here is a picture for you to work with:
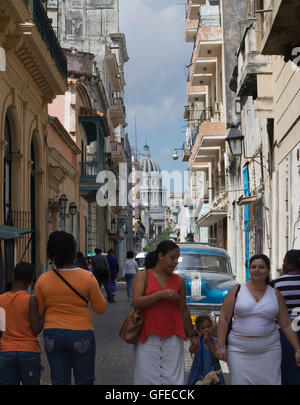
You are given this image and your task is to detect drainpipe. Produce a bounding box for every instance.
[285,157,289,250]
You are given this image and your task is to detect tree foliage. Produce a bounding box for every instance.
[144,227,174,252]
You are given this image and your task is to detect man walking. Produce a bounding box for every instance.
[92,248,115,303]
[106,249,119,300]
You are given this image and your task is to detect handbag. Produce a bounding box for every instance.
[119,269,148,344]
[52,269,89,304]
[119,306,144,344]
[226,284,240,345]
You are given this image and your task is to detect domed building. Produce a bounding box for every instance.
[138,145,167,244]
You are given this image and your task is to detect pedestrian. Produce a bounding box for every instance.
[34,231,107,385]
[132,240,200,385]
[0,262,42,385]
[271,249,300,384]
[187,315,225,385]
[92,248,115,303]
[107,249,119,299]
[122,251,138,300]
[217,253,300,385]
[75,251,89,270]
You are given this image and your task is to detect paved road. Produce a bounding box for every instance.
[40,281,229,385]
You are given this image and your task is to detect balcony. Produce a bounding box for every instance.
[79,161,104,195]
[261,0,300,59]
[186,83,207,103]
[185,19,199,42]
[109,140,127,170]
[189,120,226,168]
[236,23,272,97]
[25,0,67,80]
[109,97,126,128]
[105,53,122,92]
[1,0,67,101]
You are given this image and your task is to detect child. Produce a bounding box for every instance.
[187,315,225,385]
[0,262,43,385]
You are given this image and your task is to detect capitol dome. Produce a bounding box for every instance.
[139,145,160,173]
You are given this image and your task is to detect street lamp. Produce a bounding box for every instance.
[172,149,179,160]
[226,127,244,157]
[59,194,68,210]
[68,202,77,216]
[225,126,268,170]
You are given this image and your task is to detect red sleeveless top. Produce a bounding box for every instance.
[139,271,186,343]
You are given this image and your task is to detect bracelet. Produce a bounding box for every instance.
[216,344,226,349]
[295,349,300,353]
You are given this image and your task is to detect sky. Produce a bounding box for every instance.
[119,0,193,194]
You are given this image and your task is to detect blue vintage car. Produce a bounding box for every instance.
[174,243,237,322]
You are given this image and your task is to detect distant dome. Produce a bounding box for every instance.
[139,145,160,173]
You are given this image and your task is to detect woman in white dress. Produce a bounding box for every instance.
[217,254,300,385]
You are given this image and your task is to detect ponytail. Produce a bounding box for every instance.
[144,240,179,269]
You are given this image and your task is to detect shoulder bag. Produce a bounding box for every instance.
[52,269,89,304]
[225,284,241,345]
[119,269,149,344]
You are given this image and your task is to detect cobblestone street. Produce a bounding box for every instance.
[40,281,229,385]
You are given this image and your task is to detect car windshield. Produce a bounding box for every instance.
[176,253,230,274]
[136,258,145,267]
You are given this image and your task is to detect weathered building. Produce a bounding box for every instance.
[184,0,228,251]
[46,0,132,261]
[0,0,67,290]
[261,0,300,276]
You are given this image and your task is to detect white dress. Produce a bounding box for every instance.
[133,334,184,385]
[227,284,281,385]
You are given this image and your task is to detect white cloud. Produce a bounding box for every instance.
[119,0,192,180]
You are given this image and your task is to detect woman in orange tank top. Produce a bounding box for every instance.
[132,240,200,385]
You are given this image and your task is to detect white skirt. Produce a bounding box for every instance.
[134,334,184,385]
[227,331,282,385]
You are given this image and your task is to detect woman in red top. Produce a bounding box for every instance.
[132,240,200,385]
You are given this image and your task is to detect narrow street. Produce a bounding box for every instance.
[39,281,229,385]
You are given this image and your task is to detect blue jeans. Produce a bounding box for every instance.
[280,329,300,385]
[125,274,135,298]
[0,351,41,385]
[43,329,96,385]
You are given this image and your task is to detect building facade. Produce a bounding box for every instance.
[0,0,67,290]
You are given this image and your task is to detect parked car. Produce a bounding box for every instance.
[174,243,237,324]
[135,251,147,271]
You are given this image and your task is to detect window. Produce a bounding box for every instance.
[176,254,230,274]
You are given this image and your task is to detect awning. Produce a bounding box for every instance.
[0,225,33,240]
[237,195,257,206]
[196,211,227,227]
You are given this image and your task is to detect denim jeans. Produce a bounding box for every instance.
[280,329,300,385]
[0,351,41,385]
[43,329,96,385]
[125,274,135,298]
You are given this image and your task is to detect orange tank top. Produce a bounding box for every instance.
[0,290,40,353]
[139,271,186,343]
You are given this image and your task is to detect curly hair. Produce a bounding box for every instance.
[14,261,35,283]
[47,231,76,268]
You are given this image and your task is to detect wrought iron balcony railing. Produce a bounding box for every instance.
[23,0,67,80]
